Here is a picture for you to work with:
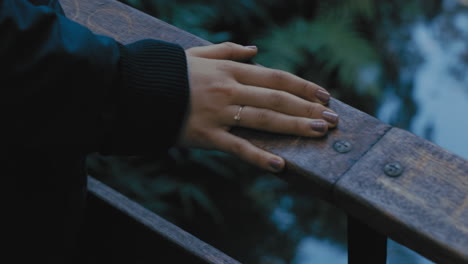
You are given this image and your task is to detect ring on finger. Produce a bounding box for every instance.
[234,105,245,126]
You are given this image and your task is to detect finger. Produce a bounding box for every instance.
[231,84,339,127]
[230,63,331,104]
[211,131,285,173]
[186,42,258,62]
[225,105,330,136]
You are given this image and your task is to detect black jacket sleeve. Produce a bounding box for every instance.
[1,0,190,155]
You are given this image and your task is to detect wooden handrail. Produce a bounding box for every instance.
[84,176,241,264]
[59,0,468,263]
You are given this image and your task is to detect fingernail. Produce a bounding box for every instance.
[268,157,284,172]
[316,89,330,103]
[310,120,328,132]
[245,45,257,50]
[322,111,339,124]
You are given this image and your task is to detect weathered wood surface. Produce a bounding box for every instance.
[85,176,241,264]
[335,128,468,264]
[59,0,468,263]
[59,0,390,201]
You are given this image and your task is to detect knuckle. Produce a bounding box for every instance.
[222,42,237,59]
[293,118,304,133]
[252,152,265,167]
[216,60,235,73]
[222,41,237,48]
[204,131,220,145]
[269,91,286,108]
[194,127,211,139]
[270,69,290,83]
[313,104,327,118]
[302,82,315,98]
[210,80,228,91]
[270,70,285,82]
[305,103,320,117]
[256,109,271,127]
[187,128,212,148]
[210,81,236,100]
[229,140,246,156]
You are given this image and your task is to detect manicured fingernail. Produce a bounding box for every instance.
[245,45,257,50]
[310,120,328,132]
[316,89,330,103]
[268,157,284,172]
[322,111,339,124]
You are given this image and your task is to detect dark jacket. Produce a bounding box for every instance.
[2,0,190,262]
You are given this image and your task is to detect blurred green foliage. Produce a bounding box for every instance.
[88,0,442,263]
[120,0,440,114]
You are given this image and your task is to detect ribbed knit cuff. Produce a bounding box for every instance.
[101,39,189,155]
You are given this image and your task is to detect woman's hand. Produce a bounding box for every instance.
[178,42,338,173]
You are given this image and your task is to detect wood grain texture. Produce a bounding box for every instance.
[87,176,241,264]
[58,0,468,263]
[59,0,391,200]
[232,99,390,199]
[59,0,210,47]
[335,128,468,264]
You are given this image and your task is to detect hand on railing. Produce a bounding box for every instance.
[178,42,339,173]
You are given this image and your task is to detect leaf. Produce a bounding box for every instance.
[179,184,223,224]
[255,16,382,95]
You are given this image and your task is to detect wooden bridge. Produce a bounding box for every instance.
[60,0,468,263]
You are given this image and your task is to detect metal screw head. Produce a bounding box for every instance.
[384,162,403,177]
[333,140,352,153]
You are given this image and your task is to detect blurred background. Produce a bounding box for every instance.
[87,0,468,263]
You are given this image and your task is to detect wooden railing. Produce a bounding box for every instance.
[59,0,468,263]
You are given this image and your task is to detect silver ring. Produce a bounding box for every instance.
[234,105,244,125]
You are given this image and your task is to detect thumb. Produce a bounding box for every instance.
[186,42,257,61]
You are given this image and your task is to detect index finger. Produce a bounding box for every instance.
[230,62,331,104]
